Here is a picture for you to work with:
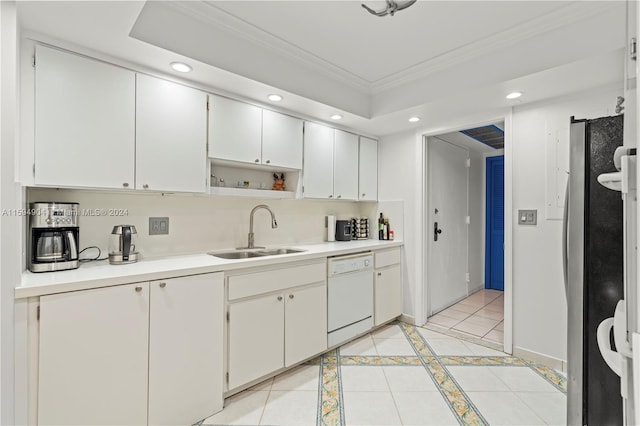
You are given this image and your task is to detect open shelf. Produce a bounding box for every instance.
[208,186,296,199]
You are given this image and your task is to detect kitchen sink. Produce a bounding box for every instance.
[208,251,266,259]
[208,248,305,259]
[255,248,305,256]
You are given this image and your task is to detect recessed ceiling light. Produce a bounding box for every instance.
[268,94,283,102]
[331,114,343,120]
[408,116,421,123]
[506,91,522,100]
[170,62,192,73]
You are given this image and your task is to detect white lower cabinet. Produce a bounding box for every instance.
[37,273,224,426]
[226,261,327,390]
[374,248,403,326]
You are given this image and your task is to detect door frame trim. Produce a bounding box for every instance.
[419,111,513,354]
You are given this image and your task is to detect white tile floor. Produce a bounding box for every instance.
[427,289,505,345]
[202,322,566,426]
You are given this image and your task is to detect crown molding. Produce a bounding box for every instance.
[167,1,372,93]
[370,1,623,93]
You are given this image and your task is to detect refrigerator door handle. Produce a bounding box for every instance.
[613,299,633,357]
[597,317,623,377]
[562,178,569,297]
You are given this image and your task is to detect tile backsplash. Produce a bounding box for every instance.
[26,188,377,259]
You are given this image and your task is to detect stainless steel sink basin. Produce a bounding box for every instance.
[208,251,266,259]
[208,248,305,259]
[256,248,305,256]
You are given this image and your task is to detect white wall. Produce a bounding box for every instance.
[379,84,621,362]
[511,85,618,361]
[1,2,21,424]
[26,188,373,259]
[378,130,423,319]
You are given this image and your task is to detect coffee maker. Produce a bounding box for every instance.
[29,202,79,273]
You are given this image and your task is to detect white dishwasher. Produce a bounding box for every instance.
[327,252,374,347]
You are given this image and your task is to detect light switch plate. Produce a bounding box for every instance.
[518,209,537,225]
[149,217,169,235]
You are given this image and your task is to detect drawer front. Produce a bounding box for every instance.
[374,248,401,269]
[228,260,326,300]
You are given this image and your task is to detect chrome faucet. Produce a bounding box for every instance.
[243,204,278,249]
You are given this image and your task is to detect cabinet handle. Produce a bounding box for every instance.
[123,182,129,188]
[143,184,149,189]
[277,296,283,301]
[328,195,333,198]
[135,286,143,292]
[255,159,260,163]
[362,193,366,197]
[265,160,271,164]
[289,294,294,299]
[337,195,342,199]
[159,282,166,288]
[377,272,382,276]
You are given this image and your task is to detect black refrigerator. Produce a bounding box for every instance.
[566,115,624,425]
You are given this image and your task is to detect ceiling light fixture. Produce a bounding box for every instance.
[362,0,417,17]
[170,62,192,73]
[408,116,421,123]
[331,114,343,120]
[268,94,283,102]
[506,91,522,100]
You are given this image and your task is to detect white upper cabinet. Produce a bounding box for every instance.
[208,97,303,169]
[136,74,207,193]
[333,130,359,200]
[303,122,335,199]
[262,109,303,169]
[208,95,263,164]
[358,136,378,201]
[34,45,135,189]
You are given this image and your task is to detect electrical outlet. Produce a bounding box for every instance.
[149,217,169,235]
[518,209,537,225]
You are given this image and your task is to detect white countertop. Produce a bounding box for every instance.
[17,240,402,299]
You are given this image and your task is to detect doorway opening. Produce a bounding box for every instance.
[425,122,505,347]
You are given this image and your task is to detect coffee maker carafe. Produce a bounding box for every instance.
[109,225,139,264]
[29,202,79,273]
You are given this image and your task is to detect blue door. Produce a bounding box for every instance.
[485,156,504,290]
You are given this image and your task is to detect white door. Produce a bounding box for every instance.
[136,74,207,192]
[34,45,135,189]
[334,130,359,200]
[148,273,224,425]
[285,282,327,367]
[359,136,378,201]
[262,110,303,169]
[303,122,334,199]
[208,95,262,164]
[38,283,149,425]
[228,293,284,389]
[428,137,469,315]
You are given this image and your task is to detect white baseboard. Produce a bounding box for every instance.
[399,313,417,325]
[513,346,566,373]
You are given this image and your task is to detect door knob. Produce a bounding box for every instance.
[434,222,443,241]
[135,286,142,292]
[277,296,283,301]
[159,282,166,288]
[289,294,294,299]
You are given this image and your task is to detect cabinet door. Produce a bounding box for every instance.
[262,109,303,169]
[303,122,334,199]
[285,282,328,367]
[208,95,262,164]
[374,264,403,326]
[35,45,135,189]
[148,273,224,425]
[136,74,207,193]
[359,136,378,201]
[333,130,359,200]
[38,283,149,425]
[228,293,284,389]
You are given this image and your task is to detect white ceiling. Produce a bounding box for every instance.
[17,1,627,137]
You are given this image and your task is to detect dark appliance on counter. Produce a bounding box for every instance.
[565,115,623,425]
[29,202,79,273]
[335,220,352,241]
